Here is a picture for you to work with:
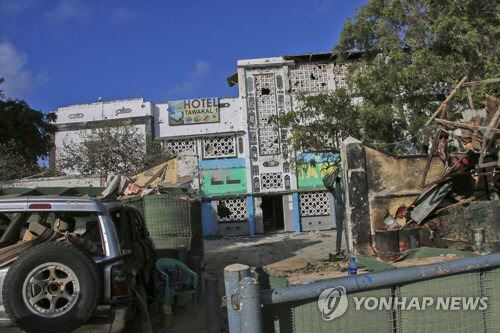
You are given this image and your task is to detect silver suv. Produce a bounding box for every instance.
[0,196,156,333]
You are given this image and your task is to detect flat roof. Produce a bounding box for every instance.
[0,196,107,213]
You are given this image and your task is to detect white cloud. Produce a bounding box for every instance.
[314,0,339,14]
[169,60,212,96]
[0,41,46,99]
[44,0,91,22]
[110,7,140,24]
[0,0,39,16]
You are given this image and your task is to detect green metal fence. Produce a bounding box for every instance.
[122,193,193,250]
[223,253,500,333]
[258,267,500,333]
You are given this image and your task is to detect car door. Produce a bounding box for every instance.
[125,208,155,284]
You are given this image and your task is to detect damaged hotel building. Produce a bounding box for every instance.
[53,52,356,237]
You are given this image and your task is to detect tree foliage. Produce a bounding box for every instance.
[57,121,170,176]
[278,0,499,153]
[275,89,361,153]
[0,78,57,180]
[0,141,38,181]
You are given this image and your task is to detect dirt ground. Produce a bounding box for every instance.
[3,231,343,333]
[161,230,343,333]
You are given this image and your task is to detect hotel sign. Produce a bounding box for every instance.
[168,97,219,126]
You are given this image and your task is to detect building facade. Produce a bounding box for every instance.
[54,52,349,236]
[54,98,156,175]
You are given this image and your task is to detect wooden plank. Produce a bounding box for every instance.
[466,87,475,112]
[434,118,500,134]
[478,108,500,164]
[420,128,441,187]
[462,77,500,87]
[482,108,500,139]
[425,76,468,126]
[434,197,476,215]
[440,102,448,118]
[475,161,500,169]
[143,162,169,188]
[474,171,498,177]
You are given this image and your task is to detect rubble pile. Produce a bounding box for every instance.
[378,77,499,255]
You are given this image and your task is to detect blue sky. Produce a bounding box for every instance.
[0,0,366,112]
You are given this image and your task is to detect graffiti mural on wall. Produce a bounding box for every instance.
[296,152,340,189]
[199,158,247,196]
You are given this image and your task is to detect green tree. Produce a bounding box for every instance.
[278,0,499,153]
[275,89,361,153]
[0,141,37,181]
[0,78,57,180]
[57,121,170,176]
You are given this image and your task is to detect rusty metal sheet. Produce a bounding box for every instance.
[410,182,452,223]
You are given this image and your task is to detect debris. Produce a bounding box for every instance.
[374,77,498,256]
[396,206,408,218]
[433,197,476,214]
[384,215,397,229]
[410,183,452,223]
[102,174,157,197]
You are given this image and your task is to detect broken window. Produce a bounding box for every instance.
[0,212,103,254]
[202,135,237,159]
[289,63,329,93]
[333,64,348,89]
[254,74,280,156]
[216,198,248,223]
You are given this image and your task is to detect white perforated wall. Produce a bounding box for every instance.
[203,135,236,159]
[255,74,280,156]
[333,64,348,89]
[216,198,248,222]
[289,63,329,93]
[163,138,197,154]
[261,172,283,190]
[299,191,331,217]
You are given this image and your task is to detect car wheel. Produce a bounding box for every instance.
[2,242,102,333]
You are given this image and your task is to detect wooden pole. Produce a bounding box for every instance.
[462,77,500,87]
[425,76,468,126]
[421,128,442,188]
[466,87,475,112]
[478,108,500,165]
[434,118,500,135]
[421,100,451,188]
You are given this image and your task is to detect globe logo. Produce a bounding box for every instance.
[317,286,348,321]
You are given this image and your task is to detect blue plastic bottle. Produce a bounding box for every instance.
[348,257,358,275]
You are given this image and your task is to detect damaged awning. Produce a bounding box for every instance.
[283,50,363,62]
[283,51,336,62]
[226,72,238,87]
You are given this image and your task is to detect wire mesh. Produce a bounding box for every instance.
[291,288,394,333]
[399,272,485,333]
[264,269,496,333]
[483,267,500,331]
[122,193,192,250]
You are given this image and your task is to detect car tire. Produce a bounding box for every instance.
[2,242,102,333]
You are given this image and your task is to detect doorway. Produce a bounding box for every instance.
[261,195,284,232]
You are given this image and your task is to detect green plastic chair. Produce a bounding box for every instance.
[156,258,198,309]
